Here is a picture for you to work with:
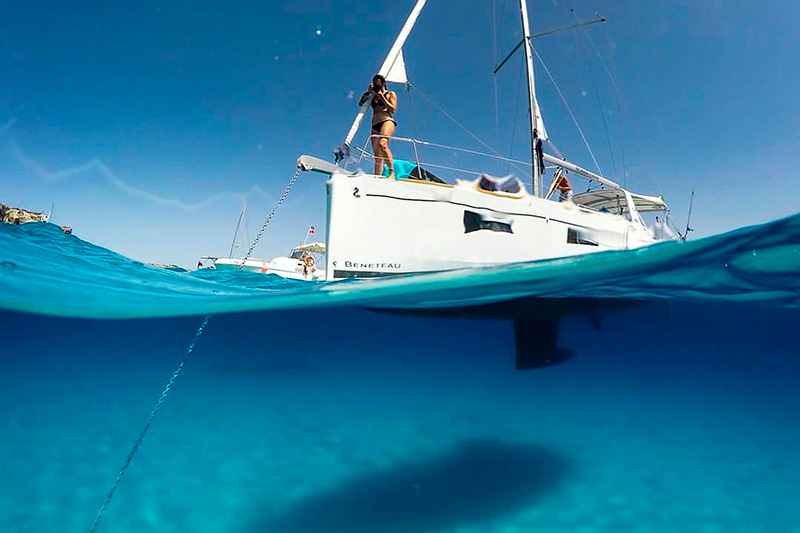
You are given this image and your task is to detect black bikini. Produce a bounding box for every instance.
[371,92,396,133]
[372,119,397,133]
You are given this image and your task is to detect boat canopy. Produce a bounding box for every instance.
[573,189,667,213]
[294,242,326,254]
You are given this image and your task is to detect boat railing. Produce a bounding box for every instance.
[334,137,672,235]
[349,134,623,196]
[350,134,539,183]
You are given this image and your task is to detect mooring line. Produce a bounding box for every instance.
[88,168,301,531]
[88,315,211,532]
[241,167,302,263]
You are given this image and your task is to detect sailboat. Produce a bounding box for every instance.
[208,242,327,281]
[297,0,675,281]
[201,203,327,281]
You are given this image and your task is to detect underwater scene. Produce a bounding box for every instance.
[1,218,799,532]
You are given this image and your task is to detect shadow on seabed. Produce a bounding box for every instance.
[247,438,571,533]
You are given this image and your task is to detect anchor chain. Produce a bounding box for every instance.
[241,167,302,263]
[88,315,211,533]
[88,168,303,531]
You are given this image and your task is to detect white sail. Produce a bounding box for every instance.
[385,49,408,84]
[532,97,548,141]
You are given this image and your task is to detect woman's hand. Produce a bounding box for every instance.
[358,86,373,106]
[382,90,397,113]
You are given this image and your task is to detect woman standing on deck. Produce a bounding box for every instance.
[358,74,397,179]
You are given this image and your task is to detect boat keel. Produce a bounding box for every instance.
[370,296,635,370]
[513,318,574,369]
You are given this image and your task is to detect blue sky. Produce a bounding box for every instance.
[2,0,799,268]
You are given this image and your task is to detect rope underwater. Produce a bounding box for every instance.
[87,316,210,533]
[87,169,301,532]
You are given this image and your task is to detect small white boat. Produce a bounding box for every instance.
[199,203,325,281]
[205,242,327,281]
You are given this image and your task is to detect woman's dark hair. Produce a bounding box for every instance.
[372,74,386,85]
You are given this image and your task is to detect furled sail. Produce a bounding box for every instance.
[532,96,548,141]
[519,0,548,145]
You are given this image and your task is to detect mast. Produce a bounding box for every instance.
[518,0,547,197]
[336,0,427,162]
[228,202,246,257]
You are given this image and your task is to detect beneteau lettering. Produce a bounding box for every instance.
[344,261,401,269]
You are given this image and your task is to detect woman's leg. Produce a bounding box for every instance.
[371,132,384,175]
[378,120,396,179]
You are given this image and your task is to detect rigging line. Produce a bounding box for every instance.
[405,84,424,170]
[409,84,530,178]
[493,76,502,175]
[571,7,629,186]
[494,18,607,75]
[572,24,618,179]
[497,0,509,46]
[543,138,603,193]
[506,58,525,174]
[602,22,627,187]
[492,0,497,64]
[244,203,251,254]
[409,84,496,156]
[492,0,501,174]
[406,83,421,141]
[358,138,535,168]
[531,44,604,177]
[545,139,565,159]
[651,168,665,200]
[88,315,212,533]
[228,205,245,257]
[573,11,617,91]
[412,139,535,167]
[407,160,515,179]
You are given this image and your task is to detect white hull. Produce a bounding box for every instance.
[325,173,658,280]
[213,257,325,281]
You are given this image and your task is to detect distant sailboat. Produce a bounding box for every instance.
[201,203,326,281]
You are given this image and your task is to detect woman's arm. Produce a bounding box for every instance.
[375,90,397,113]
[357,84,374,106]
[357,91,372,106]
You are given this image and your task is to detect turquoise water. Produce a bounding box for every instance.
[2,214,800,318]
[1,218,799,532]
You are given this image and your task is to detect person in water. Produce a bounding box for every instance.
[358,74,397,179]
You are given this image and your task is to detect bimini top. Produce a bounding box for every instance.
[293,242,326,254]
[573,189,667,213]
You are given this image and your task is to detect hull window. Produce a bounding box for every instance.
[464,210,513,234]
[567,228,599,246]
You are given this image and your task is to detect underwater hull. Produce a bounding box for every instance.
[325,173,656,280]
